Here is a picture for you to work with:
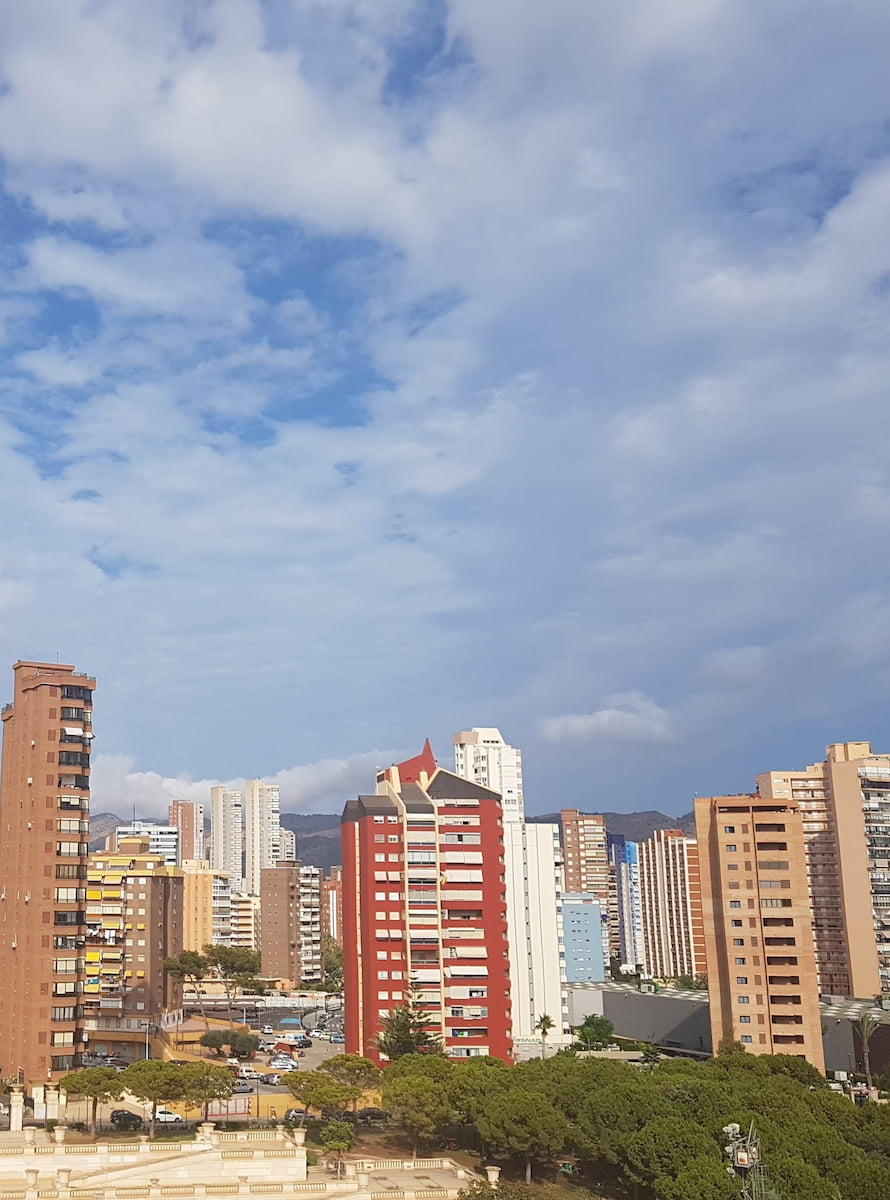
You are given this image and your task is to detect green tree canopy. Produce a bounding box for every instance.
[573,1013,614,1050]
[476,1089,568,1183]
[163,951,211,1028]
[120,1061,187,1138]
[59,1067,123,1137]
[377,991,444,1060]
[319,1120,354,1177]
[199,1030,228,1057]
[203,945,261,1026]
[180,1062,235,1120]
[381,1074,454,1156]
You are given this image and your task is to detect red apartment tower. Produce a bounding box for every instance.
[341,744,512,1064]
[0,661,95,1085]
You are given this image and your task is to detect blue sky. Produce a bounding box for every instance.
[2,0,890,819]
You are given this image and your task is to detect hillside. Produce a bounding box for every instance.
[90,807,692,864]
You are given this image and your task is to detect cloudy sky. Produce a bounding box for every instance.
[2,0,890,820]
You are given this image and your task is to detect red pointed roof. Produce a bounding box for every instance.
[385,738,437,784]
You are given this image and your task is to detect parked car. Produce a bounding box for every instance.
[237,1066,262,1080]
[155,1108,184,1124]
[293,1038,312,1049]
[260,1073,281,1086]
[284,1108,306,1123]
[261,1025,275,1035]
[330,1033,345,1044]
[232,1081,254,1094]
[110,1110,143,1131]
[357,1107,388,1125]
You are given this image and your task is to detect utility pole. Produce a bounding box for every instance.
[723,1122,771,1200]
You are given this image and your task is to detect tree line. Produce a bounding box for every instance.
[367,1047,890,1200]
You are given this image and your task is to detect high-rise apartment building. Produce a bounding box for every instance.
[342,746,512,1063]
[608,835,644,969]
[210,786,243,890]
[259,862,323,986]
[84,836,184,1060]
[638,828,705,979]
[502,820,569,1049]
[756,742,890,1000]
[279,828,296,862]
[695,794,824,1070]
[244,779,281,897]
[181,860,232,950]
[114,821,180,867]
[169,801,204,861]
[321,867,343,945]
[560,810,610,959]
[454,728,568,1049]
[453,729,523,822]
[0,661,95,1084]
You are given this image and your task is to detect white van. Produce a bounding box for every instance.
[238,1066,262,1080]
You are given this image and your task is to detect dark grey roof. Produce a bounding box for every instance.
[341,794,398,824]
[399,782,434,813]
[426,769,502,802]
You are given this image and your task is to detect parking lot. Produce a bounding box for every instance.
[70,1004,348,1128]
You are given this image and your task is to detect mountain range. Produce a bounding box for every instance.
[89,808,695,868]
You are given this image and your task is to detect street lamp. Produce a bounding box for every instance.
[139,1021,152,1061]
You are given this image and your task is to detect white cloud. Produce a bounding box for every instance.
[539,693,673,745]
[0,1,888,808]
[90,749,401,821]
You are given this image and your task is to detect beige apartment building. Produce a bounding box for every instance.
[84,836,183,1060]
[0,661,95,1085]
[757,741,890,1000]
[181,860,232,951]
[638,828,705,979]
[695,794,824,1070]
[560,810,609,897]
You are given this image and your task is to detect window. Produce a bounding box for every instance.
[731,920,743,927]
[725,844,737,852]
[375,892,386,900]
[376,951,387,960]
[374,854,385,862]
[761,898,792,908]
[739,1015,751,1024]
[724,826,736,834]
[738,996,750,1005]
[733,939,745,946]
[377,971,388,980]
[736,976,748,985]
[735,957,746,964]
[373,816,384,824]
[758,861,789,871]
[741,1035,753,1044]
[729,901,741,909]
[727,863,739,871]
[378,991,389,1000]
[374,835,385,843]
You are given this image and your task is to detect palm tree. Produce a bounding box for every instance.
[535,1013,555,1059]
[856,1012,881,1089]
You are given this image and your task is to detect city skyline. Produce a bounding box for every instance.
[2,3,890,819]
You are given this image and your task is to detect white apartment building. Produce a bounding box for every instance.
[210,786,244,891]
[453,728,524,823]
[114,821,180,866]
[453,727,567,1054]
[503,821,569,1052]
[278,828,297,861]
[244,779,281,896]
